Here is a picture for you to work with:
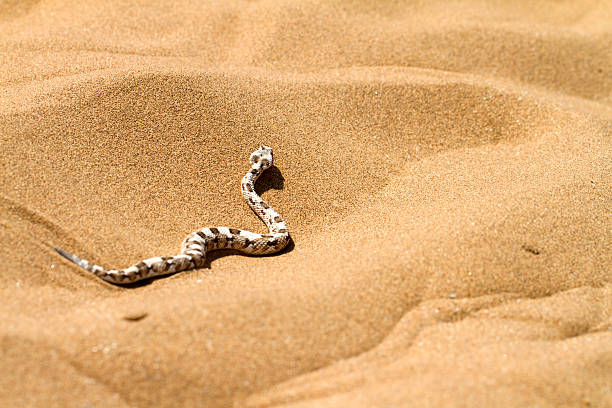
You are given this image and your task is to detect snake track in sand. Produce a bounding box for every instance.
[54,146,290,285]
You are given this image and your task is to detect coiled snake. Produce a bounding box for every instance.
[55,146,290,284]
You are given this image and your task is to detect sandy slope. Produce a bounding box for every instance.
[1,1,611,407]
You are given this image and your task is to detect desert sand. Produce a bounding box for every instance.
[1,1,611,407]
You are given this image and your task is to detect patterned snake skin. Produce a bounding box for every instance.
[54,146,290,285]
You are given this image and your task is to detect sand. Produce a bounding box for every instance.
[1,1,611,407]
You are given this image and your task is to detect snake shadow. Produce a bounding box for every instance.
[120,165,294,288]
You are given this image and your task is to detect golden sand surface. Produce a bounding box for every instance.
[1,1,611,407]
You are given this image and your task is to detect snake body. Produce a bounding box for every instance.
[54,146,289,285]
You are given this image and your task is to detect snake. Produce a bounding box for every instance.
[54,146,290,285]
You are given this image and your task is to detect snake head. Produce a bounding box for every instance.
[250,145,274,169]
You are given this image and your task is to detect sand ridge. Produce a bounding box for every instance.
[1,1,611,407]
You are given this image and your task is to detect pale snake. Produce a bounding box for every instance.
[55,146,290,284]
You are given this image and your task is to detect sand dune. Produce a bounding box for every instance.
[1,1,611,407]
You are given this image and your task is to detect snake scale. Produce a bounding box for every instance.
[54,146,290,285]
